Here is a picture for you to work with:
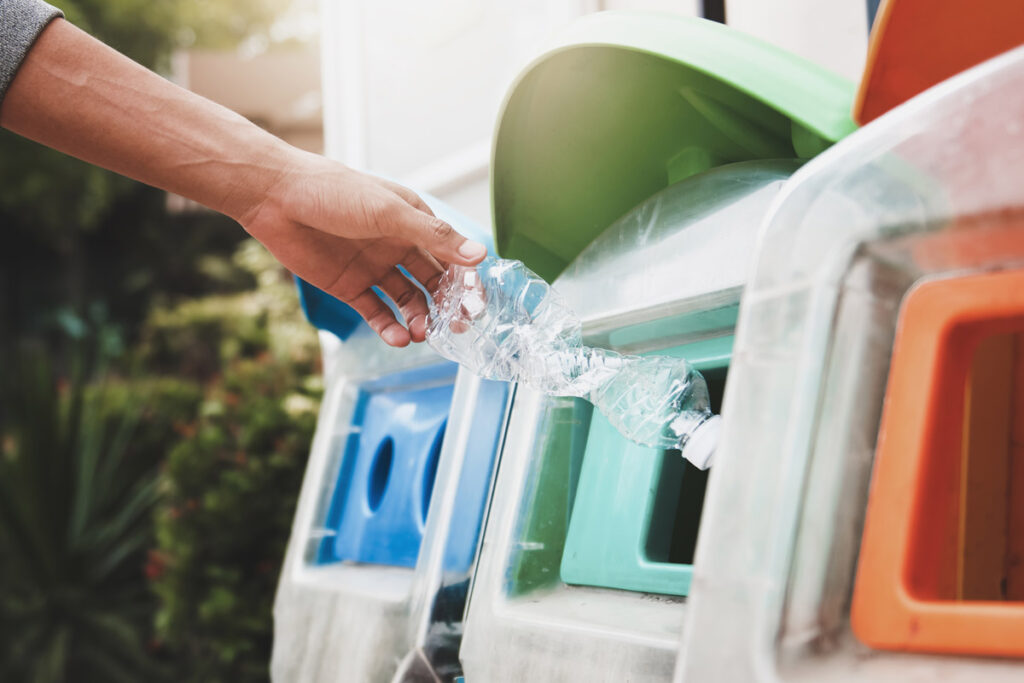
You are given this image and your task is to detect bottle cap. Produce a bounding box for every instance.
[683,414,721,470]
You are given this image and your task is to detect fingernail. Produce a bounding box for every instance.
[457,240,487,260]
[383,325,409,347]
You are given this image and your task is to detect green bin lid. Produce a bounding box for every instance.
[491,12,858,281]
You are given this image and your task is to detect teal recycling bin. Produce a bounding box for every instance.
[459,11,856,683]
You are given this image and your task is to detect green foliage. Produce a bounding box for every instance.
[55,0,182,70]
[51,0,294,73]
[0,134,129,239]
[139,294,271,381]
[87,377,205,469]
[1,1,323,678]
[139,239,320,682]
[0,0,294,353]
[1,236,322,681]
[174,0,295,50]
[137,238,320,381]
[0,146,259,352]
[0,0,179,245]
[151,356,318,683]
[0,346,202,683]
[1,0,190,239]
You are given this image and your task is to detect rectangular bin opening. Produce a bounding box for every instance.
[952,332,1024,601]
[902,330,1024,602]
[852,270,1024,657]
[508,396,593,596]
[645,364,726,565]
[313,363,457,569]
[560,337,732,597]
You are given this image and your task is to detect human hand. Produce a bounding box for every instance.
[1,19,486,349]
[239,151,488,347]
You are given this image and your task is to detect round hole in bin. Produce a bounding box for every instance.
[367,437,394,513]
[420,421,447,524]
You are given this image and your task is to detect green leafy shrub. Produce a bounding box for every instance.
[127,238,320,681]
[151,356,318,682]
[88,376,205,469]
[0,0,290,355]
[0,347,202,683]
[137,239,320,382]
[138,295,271,381]
[0,0,322,677]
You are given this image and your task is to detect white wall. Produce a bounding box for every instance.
[726,0,869,82]
[319,0,707,229]
[602,0,700,14]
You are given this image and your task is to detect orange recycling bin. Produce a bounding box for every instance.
[852,261,1024,657]
[855,0,1024,123]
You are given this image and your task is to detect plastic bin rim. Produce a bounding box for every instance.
[488,11,857,164]
[488,10,857,276]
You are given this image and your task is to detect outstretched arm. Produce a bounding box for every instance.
[0,16,487,347]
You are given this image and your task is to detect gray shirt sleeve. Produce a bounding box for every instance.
[0,0,64,110]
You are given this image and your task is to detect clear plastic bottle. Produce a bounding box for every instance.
[425,258,721,469]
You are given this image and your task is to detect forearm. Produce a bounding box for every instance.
[0,18,297,222]
[0,14,486,348]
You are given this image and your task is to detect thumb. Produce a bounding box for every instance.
[392,204,488,266]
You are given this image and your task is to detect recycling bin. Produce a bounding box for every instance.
[676,44,1024,683]
[458,12,856,681]
[271,199,511,683]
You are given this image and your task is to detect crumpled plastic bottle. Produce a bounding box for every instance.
[425,257,721,469]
